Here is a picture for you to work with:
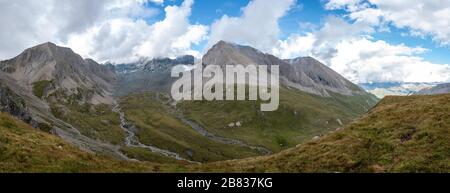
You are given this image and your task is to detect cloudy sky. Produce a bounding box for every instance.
[1,0,450,84]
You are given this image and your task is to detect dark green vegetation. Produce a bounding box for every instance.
[179,87,378,151]
[0,112,164,172]
[32,80,53,98]
[119,92,261,162]
[192,94,450,172]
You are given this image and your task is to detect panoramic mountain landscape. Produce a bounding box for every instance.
[0,41,378,164]
[0,0,449,175]
[0,40,448,173]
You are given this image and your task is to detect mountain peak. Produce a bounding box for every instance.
[0,42,117,104]
[210,40,233,50]
[211,40,251,50]
[38,41,57,48]
[14,42,80,64]
[287,56,321,64]
[203,41,371,97]
[29,42,58,53]
[215,40,231,46]
[31,42,72,53]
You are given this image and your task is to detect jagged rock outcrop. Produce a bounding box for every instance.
[0,82,38,128]
[143,55,194,72]
[114,55,195,96]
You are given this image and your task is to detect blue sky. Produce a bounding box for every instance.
[1,0,449,83]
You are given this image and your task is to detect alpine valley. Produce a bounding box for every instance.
[0,41,448,172]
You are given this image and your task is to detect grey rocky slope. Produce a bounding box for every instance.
[0,42,125,158]
[0,78,38,128]
[284,56,364,96]
[416,83,450,95]
[203,41,370,97]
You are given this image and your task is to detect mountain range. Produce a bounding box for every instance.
[416,83,450,95]
[359,82,439,98]
[204,41,366,97]
[1,41,447,172]
[113,55,195,96]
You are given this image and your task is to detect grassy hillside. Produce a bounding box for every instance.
[1,94,447,173]
[116,87,376,163]
[119,92,261,162]
[50,103,126,145]
[192,94,450,172]
[0,112,170,172]
[179,87,378,151]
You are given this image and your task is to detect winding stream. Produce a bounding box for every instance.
[112,94,272,163]
[112,104,198,163]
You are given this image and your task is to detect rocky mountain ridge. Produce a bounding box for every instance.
[113,55,195,96]
[202,41,368,97]
[0,42,117,104]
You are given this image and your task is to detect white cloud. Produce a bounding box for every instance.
[0,0,206,63]
[272,33,315,59]
[330,38,450,83]
[208,0,295,52]
[135,0,208,61]
[67,18,151,63]
[325,0,450,46]
[149,0,165,5]
[0,0,109,59]
[273,16,371,61]
[171,25,209,58]
[273,16,450,83]
[67,0,208,63]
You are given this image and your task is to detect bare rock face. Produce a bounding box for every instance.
[0,43,130,158]
[114,55,195,96]
[143,55,195,72]
[0,71,61,132]
[0,42,117,104]
[202,41,367,97]
[0,81,38,128]
[416,83,450,95]
[284,57,365,96]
